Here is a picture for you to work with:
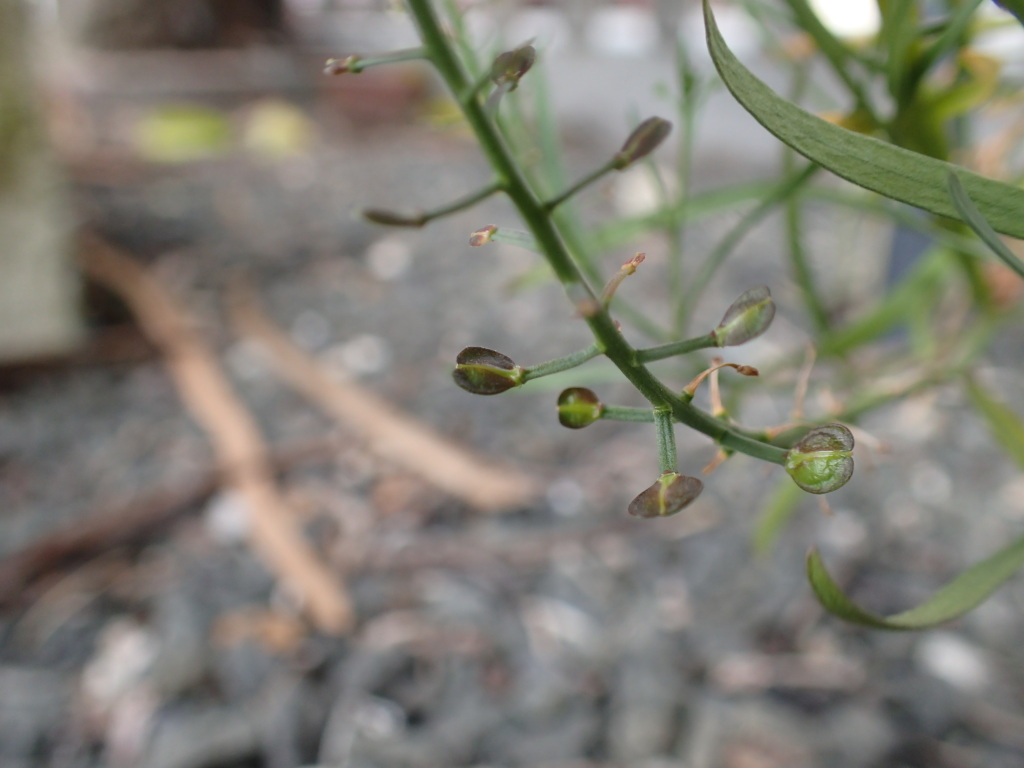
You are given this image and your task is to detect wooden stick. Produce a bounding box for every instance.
[228,282,539,512]
[0,437,337,606]
[78,235,353,635]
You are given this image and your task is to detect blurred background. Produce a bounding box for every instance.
[2,1,1024,767]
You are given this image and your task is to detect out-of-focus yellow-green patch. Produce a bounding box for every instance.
[134,104,231,163]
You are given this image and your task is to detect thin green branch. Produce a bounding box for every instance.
[655,407,678,473]
[601,405,657,423]
[521,343,602,382]
[635,333,717,364]
[544,161,617,211]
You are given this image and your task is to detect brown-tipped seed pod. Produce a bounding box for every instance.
[784,423,855,494]
[557,387,604,429]
[453,347,524,395]
[490,45,536,90]
[711,286,776,347]
[612,117,673,170]
[628,472,703,518]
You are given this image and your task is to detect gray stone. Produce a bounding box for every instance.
[0,665,71,760]
[145,706,258,768]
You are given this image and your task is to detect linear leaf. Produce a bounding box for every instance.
[702,0,1024,239]
[948,172,1024,280]
[807,537,1024,629]
[966,377,1024,469]
[752,476,806,556]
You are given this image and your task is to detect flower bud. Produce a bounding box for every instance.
[453,347,524,395]
[784,423,854,494]
[324,55,359,75]
[628,472,703,518]
[612,117,672,170]
[557,387,603,429]
[490,45,536,90]
[711,286,776,347]
[469,225,497,246]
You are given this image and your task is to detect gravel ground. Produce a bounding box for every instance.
[3,19,1024,768]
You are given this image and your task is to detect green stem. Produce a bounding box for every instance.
[405,0,788,467]
[601,405,657,423]
[655,407,678,473]
[544,161,617,211]
[635,333,717,364]
[521,343,602,382]
[466,70,493,104]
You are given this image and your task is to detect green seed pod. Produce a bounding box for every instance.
[453,347,524,395]
[612,117,672,170]
[557,387,604,429]
[711,286,776,347]
[628,472,703,518]
[785,423,855,494]
[490,45,536,90]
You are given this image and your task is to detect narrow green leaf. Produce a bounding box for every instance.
[877,0,918,103]
[948,172,1024,280]
[816,253,951,357]
[702,0,1024,239]
[807,537,1024,629]
[591,180,778,253]
[966,377,1024,469]
[915,0,985,84]
[781,0,871,112]
[752,476,805,556]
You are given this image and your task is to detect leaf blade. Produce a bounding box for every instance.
[807,536,1024,630]
[948,172,1024,280]
[965,376,1024,469]
[702,0,1024,239]
[752,476,806,556]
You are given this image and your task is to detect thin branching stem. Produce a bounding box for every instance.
[654,407,678,473]
[635,333,717,364]
[521,343,602,382]
[543,161,617,211]
[405,0,788,466]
